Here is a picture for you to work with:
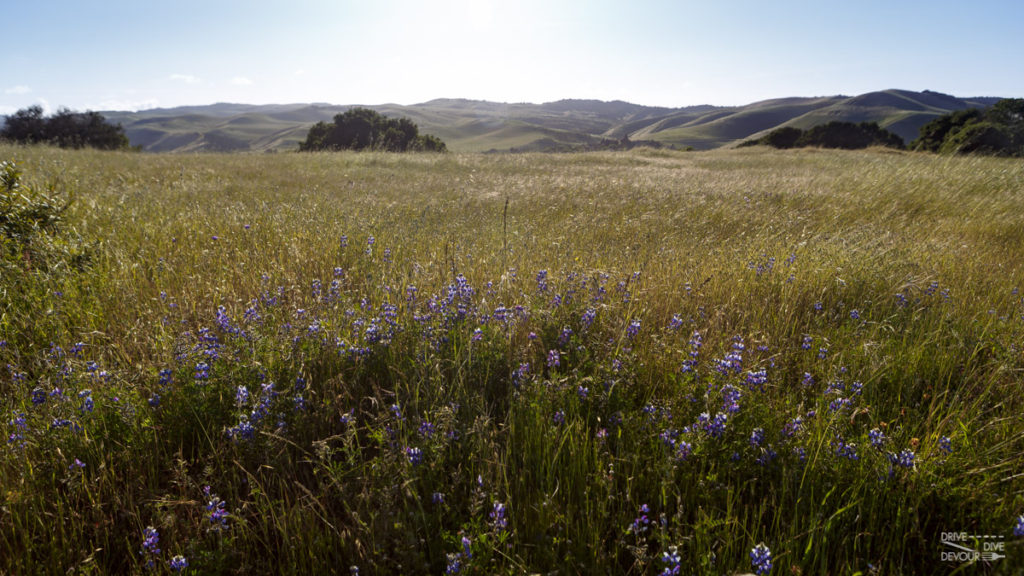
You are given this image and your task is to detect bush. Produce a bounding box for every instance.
[0,160,89,273]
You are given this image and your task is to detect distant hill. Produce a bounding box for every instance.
[81,90,1008,153]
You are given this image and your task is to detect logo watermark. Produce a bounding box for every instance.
[941,532,1006,563]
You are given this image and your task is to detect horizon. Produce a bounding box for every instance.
[2,88,1012,117]
[4,0,1024,114]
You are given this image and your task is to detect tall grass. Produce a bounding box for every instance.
[1,144,1022,574]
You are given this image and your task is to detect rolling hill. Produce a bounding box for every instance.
[90,90,1004,153]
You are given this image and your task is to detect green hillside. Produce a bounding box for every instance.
[86,90,1004,153]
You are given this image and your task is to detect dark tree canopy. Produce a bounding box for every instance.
[1,106,131,150]
[749,122,904,150]
[911,99,1024,157]
[299,108,446,152]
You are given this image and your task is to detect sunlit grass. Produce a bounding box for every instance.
[1,144,1022,574]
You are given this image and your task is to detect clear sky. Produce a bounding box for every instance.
[3,0,1022,114]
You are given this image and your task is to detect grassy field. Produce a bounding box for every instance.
[1,145,1023,574]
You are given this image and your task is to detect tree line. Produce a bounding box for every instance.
[744,99,1024,157]
[299,107,446,152]
[1,105,131,150]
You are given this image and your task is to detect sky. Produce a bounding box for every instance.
[3,0,1023,114]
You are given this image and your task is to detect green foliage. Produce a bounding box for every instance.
[761,126,803,149]
[299,107,446,152]
[911,99,1024,156]
[1,105,132,150]
[0,160,88,273]
[911,109,983,153]
[751,122,904,150]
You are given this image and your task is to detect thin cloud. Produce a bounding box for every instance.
[169,74,201,84]
[230,77,253,86]
[5,85,32,94]
[90,98,161,112]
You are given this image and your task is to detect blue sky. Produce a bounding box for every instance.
[3,0,1022,113]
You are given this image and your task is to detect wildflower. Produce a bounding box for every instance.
[30,387,46,406]
[490,501,508,531]
[833,438,859,460]
[406,447,423,466]
[675,440,692,461]
[471,328,483,342]
[782,416,803,438]
[547,349,560,368]
[235,385,250,407]
[661,546,682,575]
[630,504,651,534]
[850,309,860,320]
[432,492,445,504]
[69,458,86,470]
[79,390,94,414]
[553,410,565,425]
[141,526,161,560]
[626,319,641,339]
[558,326,573,345]
[170,555,188,572]
[938,436,953,454]
[801,335,813,350]
[869,428,886,449]
[893,449,915,469]
[204,486,229,529]
[445,554,462,574]
[418,421,435,438]
[750,543,772,575]
[750,427,765,448]
[1014,515,1024,537]
[700,412,728,439]
[669,314,683,331]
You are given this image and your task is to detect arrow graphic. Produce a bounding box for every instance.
[983,552,1005,561]
[942,542,978,554]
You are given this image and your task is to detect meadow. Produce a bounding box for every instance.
[1,144,1023,574]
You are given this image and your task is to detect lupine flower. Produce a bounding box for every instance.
[418,421,435,438]
[661,546,681,575]
[750,428,765,447]
[782,416,803,438]
[850,309,860,320]
[69,458,85,470]
[169,555,188,572]
[141,526,161,561]
[432,492,445,504]
[626,319,641,339]
[1014,515,1024,537]
[31,387,46,406]
[204,486,229,529]
[553,410,565,425]
[547,349,560,368]
[893,449,915,469]
[630,504,650,534]
[869,428,886,449]
[406,447,423,466]
[490,501,508,531]
[938,436,953,454]
[833,438,859,460]
[750,543,772,575]
[675,440,692,461]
